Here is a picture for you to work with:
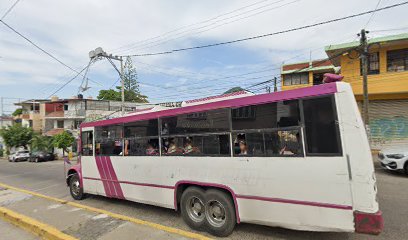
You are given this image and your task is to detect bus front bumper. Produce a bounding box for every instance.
[354,210,383,235]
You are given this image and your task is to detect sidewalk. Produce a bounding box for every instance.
[0,186,196,240]
[0,219,39,240]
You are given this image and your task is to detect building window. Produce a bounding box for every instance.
[57,120,64,128]
[283,73,309,86]
[64,104,69,111]
[302,96,342,156]
[360,52,379,75]
[387,48,408,72]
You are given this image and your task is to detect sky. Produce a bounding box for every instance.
[1,0,408,113]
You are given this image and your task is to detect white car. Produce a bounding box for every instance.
[378,148,408,175]
[8,150,30,162]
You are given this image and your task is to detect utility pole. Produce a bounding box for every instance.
[120,56,125,116]
[359,29,369,128]
[273,77,278,92]
[88,47,125,116]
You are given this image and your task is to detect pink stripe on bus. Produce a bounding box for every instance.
[105,156,125,199]
[235,194,352,210]
[101,156,116,197]
[94,156,112,197]
[81,82,337,128]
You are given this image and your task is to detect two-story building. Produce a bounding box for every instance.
[281,33,408,149]
[281,59,338,91]
[325,33,408,149]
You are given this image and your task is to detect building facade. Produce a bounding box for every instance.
[281,59,338,91]
[281,33,408,150]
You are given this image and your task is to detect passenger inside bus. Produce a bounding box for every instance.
[166,139,180,154]
[146,142,159,155]
[182,137,200,155]
[238,141,248,155]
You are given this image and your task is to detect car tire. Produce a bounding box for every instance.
[204,189,236,237]
[69,174,85,200]
[404,162,408,175]
[180,186,207,231]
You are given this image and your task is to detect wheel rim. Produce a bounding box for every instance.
[186,196,205,223]
[206,200,226,228]
[71,179,80,196]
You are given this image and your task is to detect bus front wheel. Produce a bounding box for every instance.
[180,187,206,230]
[204,189,236,237]
[69,174,84,200]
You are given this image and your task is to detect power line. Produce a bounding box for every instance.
[1,0,21,20]
[110,0,282,53]
[364,0,382,29]
[115,0,299,54]
[46,64,90,99]
[125,1,408,57]
[0,19,103,96]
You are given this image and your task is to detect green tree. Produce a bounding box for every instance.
[30,133,53,152]
[0,125,33,150]
[52,131,75,156]
[12,108,23,116]
[224,87,245,94]
[97,57,148,103]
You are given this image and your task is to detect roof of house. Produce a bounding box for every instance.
[81,82,339,128]
[281,59,336,75]
[325,33,408,52]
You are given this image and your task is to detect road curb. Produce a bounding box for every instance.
[0,182,212,240]
[0,206,78,240]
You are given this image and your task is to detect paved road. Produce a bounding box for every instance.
[0,159,406,240]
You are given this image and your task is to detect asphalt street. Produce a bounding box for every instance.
[0,158,406,240]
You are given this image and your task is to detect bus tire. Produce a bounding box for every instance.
[69,174,84,200]
[204,189,236,237]
[180,186,206,230]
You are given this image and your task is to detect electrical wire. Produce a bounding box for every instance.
[116,0,300,54]
[110,0,285,53]
[1,0,21,20]
[124,2,408,57]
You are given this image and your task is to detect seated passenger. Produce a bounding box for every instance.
[124,139,129,156]
[238,140,248,155]
[183,138,194,154]
[146,143,158,155]
[167,140,178,154]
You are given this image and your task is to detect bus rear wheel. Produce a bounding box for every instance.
[69,174,84,200]
[204,189,236,237]
[180,187,206,230]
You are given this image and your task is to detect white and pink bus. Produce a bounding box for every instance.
[66,81,383,237]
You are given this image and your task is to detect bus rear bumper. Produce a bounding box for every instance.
[354,210,383,235]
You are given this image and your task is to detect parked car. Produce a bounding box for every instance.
[29,151,55,163]
[8,150,30,162]
[378,148,408,175]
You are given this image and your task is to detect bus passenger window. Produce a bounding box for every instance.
[95,125,123,156]
[81,131,93,156]
[303,96,342,156]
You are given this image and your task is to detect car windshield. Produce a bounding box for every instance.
[19,151,29,153]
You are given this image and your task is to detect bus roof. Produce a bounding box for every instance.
[81,82,339,128]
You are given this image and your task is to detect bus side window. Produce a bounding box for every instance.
[81,131,93,156]
[302,96,342,156]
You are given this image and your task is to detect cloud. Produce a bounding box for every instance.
[0,0,407,102]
